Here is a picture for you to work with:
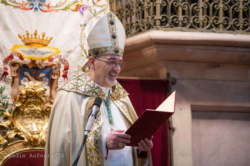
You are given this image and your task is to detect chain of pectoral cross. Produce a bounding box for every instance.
[103,90,113,126]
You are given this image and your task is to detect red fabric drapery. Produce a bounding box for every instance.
[118,78,170,166]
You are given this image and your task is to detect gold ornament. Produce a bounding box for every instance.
[0,82,52,164]
[18,30,53,46]
[119,142,123,148]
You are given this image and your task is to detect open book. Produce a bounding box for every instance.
[125,91,176,146]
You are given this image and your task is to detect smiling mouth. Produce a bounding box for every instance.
[109,72,117,78]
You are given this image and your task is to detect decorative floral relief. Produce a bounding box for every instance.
[0,0,108,15]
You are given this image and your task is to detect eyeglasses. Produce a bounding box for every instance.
[95,58,125,69]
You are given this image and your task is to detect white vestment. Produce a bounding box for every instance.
[99,85,133,166]
[44,70,152,166]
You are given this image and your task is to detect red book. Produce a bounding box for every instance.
[125,91,176,146]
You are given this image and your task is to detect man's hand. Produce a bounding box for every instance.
[137,135,154,151]
[106,129,131,150]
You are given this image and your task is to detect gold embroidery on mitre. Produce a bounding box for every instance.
[88,46,124,58]
[107,12,120,53]
[87,12,124,57]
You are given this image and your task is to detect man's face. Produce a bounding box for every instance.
[91,55,122,88]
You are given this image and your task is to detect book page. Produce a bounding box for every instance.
[156,91,176,112]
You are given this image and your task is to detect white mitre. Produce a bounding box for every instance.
[84,11,126,57]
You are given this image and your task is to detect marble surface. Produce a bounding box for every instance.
[172,80,250,166]
[192,111,250,166]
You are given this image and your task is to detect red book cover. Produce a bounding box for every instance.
[125,91,176,146]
